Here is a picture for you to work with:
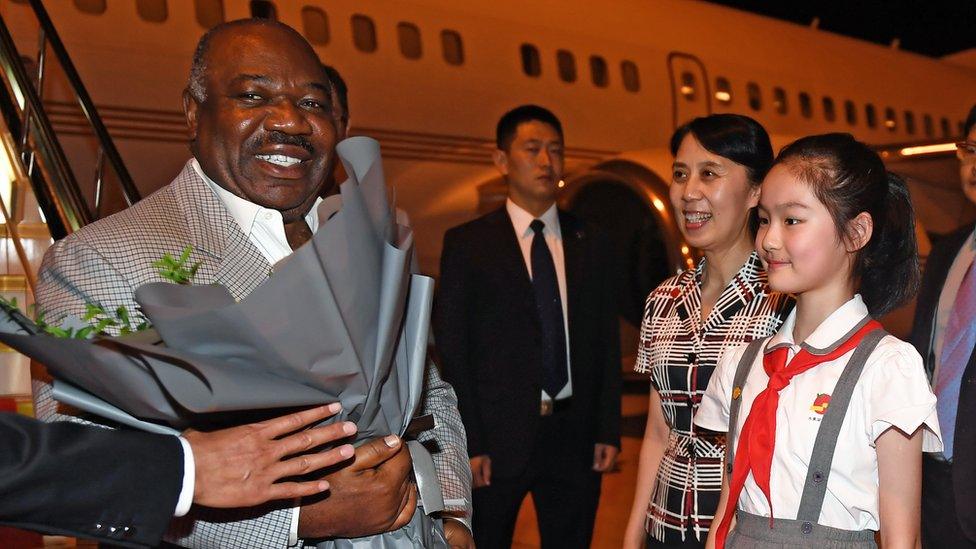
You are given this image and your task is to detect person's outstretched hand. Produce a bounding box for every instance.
[184,403,356,508]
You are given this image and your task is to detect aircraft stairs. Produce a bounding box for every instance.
[0,0,138,417]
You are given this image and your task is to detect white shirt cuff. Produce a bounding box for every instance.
[174,436,195,517]
[289,506,300,546]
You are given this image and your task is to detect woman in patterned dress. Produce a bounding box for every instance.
[623,114,794,548]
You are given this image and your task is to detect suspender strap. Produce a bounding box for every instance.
[725,338,766,475]
[794,328,888,523]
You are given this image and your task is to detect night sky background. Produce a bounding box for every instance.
[704,1,976,57]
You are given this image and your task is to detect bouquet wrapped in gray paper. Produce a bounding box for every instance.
[0,137,449,548]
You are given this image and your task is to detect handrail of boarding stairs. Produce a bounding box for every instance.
[0,0,141,240]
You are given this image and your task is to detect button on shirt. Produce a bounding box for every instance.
[695,295,942,531]
[506,199,572,401]
[193,159,323,265]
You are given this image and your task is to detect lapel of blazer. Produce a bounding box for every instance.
[488,208,536,304]
[172,161,271,300]
[558,209,585,362]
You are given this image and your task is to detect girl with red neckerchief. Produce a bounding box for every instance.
[696,133,943,549]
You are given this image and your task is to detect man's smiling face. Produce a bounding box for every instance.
[185,23,337,223]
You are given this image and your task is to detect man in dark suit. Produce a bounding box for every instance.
[434,105,621,548]
[0,404,362,547]
[912,104,976,548]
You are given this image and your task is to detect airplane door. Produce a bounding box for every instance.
[668,52,711,129]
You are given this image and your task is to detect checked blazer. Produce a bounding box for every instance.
[633,252,792,543]
[33,160,472,549]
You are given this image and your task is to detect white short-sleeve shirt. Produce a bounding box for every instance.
[694,295,942,531]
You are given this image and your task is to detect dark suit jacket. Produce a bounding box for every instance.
[434,207,621,478]
[910,223,976,539]
[0,412,182,547]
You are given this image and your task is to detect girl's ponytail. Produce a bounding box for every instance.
[859,172,919,316]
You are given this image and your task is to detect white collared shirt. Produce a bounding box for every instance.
[193,159,323,266]
[695,295,942,531]
[506,198,573,401]
[934,228,976,381]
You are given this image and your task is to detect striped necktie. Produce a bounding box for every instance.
[936,257,976,460]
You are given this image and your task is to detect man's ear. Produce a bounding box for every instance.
[183,89,200,140]
[492,149,509,176]
[845,211,873,253]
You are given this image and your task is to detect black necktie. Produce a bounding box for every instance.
[530,219,568,397]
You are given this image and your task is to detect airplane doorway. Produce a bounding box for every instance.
[563,176,675,376]
[668,52,711,129]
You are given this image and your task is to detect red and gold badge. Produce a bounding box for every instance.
[810,393,831,415]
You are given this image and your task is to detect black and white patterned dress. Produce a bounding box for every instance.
[634,252,793,544]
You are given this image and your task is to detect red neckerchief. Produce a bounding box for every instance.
[714,319,882,549]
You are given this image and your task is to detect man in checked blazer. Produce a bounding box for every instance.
[434,105,622,548]
[32,19,472,548]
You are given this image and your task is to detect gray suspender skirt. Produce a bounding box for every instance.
[723,327,887,549]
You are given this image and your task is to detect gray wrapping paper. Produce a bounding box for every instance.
[0,137,447,546]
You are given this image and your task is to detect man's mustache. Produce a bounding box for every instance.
[250,131,315,155]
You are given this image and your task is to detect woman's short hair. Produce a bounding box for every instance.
[669,114,774,186]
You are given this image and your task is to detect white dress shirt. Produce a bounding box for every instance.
[695,295,942,531]
[194,159,323,266]
[506,199,573,401]
[933,228,976,382]
[195,158,314,544]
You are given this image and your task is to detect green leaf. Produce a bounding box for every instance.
[116,306,131,327]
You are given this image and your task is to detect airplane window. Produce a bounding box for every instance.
[822,97,836,122]
[521,44,541,77]
[557,50,577,83]
[923,114,934,137]
[715,77,732,105]
[250,0,276,20]
[865,104,877,128]
[301,7,330,45]
[74,0,106,14]
[904,111,916,135]
[590,56,609,88]
[941,117,951,138]
[844,100,857,125]
[137,0,167,22]
[397,23,422,59]
[441,30,464,65]
[773,87,787,114]
[679,71,696,100]
[798,92,812,118]
[884,107,897,131]
[194,0,224,28]
[746,82,761,111]
[351,14,377,52]
[621,61,640,92]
